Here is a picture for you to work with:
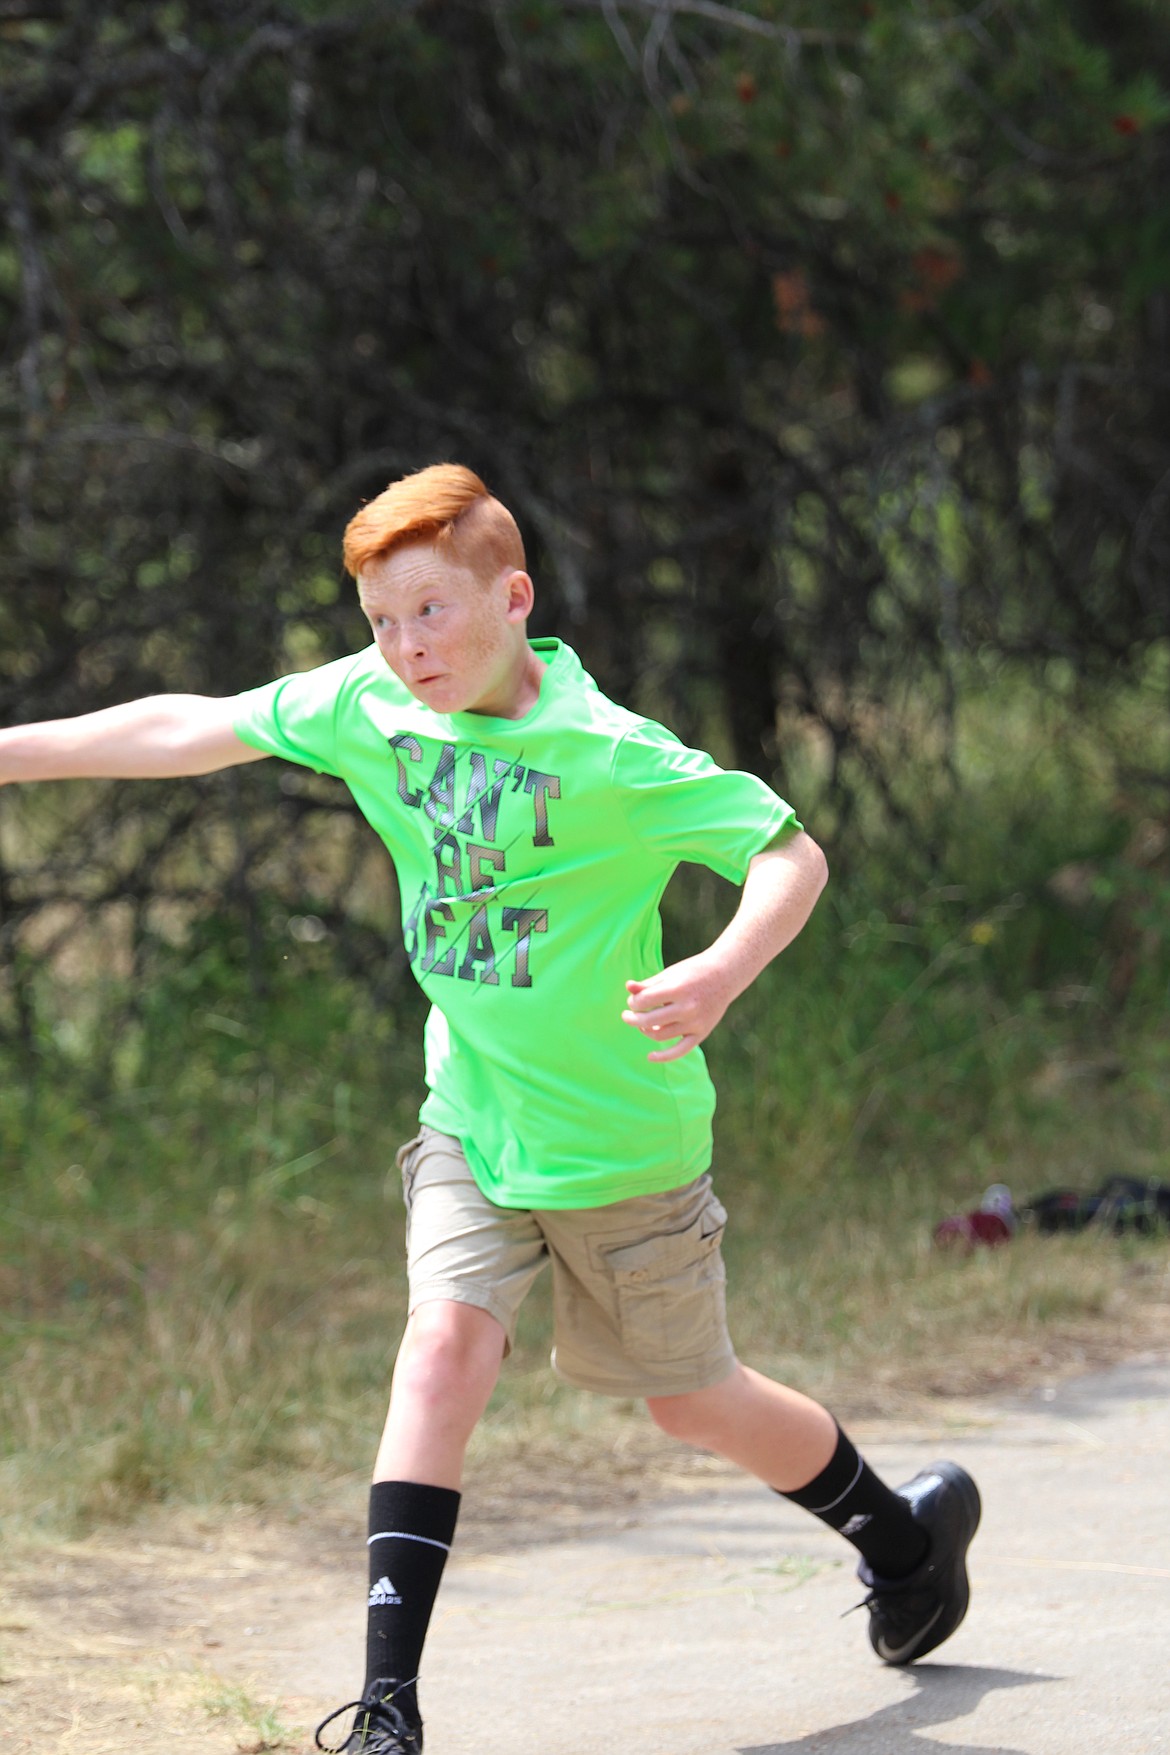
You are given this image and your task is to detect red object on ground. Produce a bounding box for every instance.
[933,1210,1013,1249]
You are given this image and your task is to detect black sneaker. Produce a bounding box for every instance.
[857,1461,981,1665]
[314,1677,423,1754]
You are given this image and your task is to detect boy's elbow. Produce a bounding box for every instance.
[800,831,829,895]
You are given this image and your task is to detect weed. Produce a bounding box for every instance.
[203,1677,301,1750]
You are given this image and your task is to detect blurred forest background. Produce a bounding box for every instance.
[2,0,1170,1530]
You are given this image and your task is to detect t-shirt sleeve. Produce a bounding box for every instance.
[612,720,802,883]
[231,653,361,777]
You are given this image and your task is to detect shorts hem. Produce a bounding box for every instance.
[551,1346,738,1400]
[408,1283,517,1350]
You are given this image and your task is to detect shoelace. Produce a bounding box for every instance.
[846,1575,935,1638]
[314,1677,420,1754]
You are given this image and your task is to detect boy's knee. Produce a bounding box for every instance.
[645,1388,718,1447]
[395,1301,504,1408]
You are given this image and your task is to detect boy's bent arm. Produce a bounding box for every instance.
[0,695,269,784]
[622,829,828,1063]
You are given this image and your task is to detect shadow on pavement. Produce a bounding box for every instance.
[739,1664,1057,1755]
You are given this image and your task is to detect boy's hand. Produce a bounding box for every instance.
[620,832,829,1063]
[622,952,733,1063]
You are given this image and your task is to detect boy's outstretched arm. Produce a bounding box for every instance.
[0,696,268,784]
[622,829,828,1063]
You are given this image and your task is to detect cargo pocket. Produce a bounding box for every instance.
[602,1197,728,1365]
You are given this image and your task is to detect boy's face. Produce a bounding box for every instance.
[358,541,535,718]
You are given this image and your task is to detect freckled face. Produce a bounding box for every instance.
[358,541,537,718]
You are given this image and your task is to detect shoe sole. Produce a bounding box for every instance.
[877,1461,981,1665]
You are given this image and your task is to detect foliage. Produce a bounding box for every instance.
[1,1,1168,1041]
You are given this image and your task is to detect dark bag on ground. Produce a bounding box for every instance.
[1020,1176,1170,1236]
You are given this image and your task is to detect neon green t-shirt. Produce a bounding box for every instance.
[232,639,798,1208]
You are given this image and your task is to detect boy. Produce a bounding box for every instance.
[0,465,979,1755]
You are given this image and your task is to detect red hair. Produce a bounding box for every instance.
[342,463,526,582]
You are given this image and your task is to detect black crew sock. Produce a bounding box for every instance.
[779,1422,930,1579]
[364,1480,461,1713]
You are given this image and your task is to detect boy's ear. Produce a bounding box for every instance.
[504,569,535,620]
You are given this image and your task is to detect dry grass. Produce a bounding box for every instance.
[4,977,1170,1544]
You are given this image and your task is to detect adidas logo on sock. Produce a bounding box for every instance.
[367,1575,401,1606]
[841,1513,872,1537]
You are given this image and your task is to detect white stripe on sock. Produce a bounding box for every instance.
[367,1529,452,1552]
[808,1456,864,1517]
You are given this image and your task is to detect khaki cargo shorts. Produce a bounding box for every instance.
[397,1125,737,1399]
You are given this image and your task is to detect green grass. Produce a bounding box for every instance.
[1,668,1168,1538]
[202,1677,301,1750]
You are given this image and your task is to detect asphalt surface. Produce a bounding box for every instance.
[273,1357,1170,1754]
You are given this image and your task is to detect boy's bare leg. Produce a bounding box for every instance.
[647,1364,942,1588]
[646,1364,837,1490]
[648,1363,980,1666]
[647,1363,929,1555]
[331,1301,505,1747]
[374,1299,506,1487]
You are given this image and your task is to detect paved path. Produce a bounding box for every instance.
[269,1357,1170,1754]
